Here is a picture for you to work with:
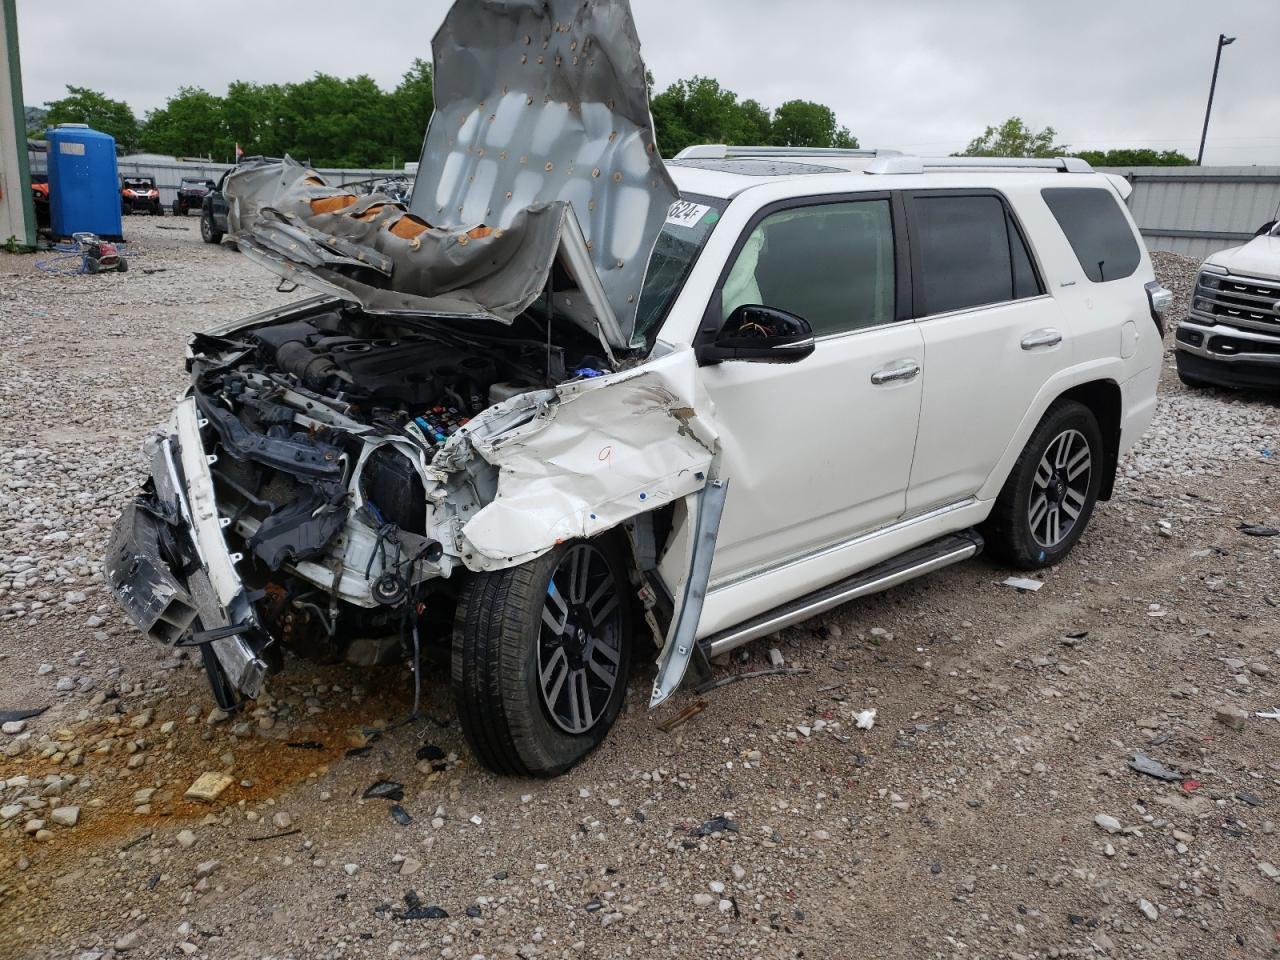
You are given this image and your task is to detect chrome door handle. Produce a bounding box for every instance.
[870,359,921,385]
[1021,329,1063,350]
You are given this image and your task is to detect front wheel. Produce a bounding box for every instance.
[983,400,1104,570]
[200,213,223,244]
[453,539,633,777]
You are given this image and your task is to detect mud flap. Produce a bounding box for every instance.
[649,479,728,708]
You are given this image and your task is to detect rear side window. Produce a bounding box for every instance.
[911,194,1042,316]
[1041,187,1140,282]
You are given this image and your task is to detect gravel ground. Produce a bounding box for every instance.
[0,221,1277,960]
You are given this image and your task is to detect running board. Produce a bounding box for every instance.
[703,529,983,659]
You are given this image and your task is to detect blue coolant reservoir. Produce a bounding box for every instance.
[46,124,123,241]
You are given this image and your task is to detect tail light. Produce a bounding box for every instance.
[1144,281,1173,337]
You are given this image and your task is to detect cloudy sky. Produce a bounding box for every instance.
[15,0,1280,164]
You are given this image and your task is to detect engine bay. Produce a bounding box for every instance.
[185,299,616,665]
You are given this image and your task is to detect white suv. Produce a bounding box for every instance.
[103,1,1168,777]
[1175,218,1280,390]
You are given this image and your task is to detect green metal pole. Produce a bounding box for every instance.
[3,0,37,248]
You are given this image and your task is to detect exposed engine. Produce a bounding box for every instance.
[186,299,611,667]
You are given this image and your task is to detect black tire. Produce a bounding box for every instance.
[453,538,633,777]
[983,400,1104,570]
[201,213,223,244]
[118,258,128,273]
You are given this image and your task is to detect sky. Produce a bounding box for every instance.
[14,0,1280,165]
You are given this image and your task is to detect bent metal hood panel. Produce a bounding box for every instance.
[414,0,677,338]
[223,0,676,351]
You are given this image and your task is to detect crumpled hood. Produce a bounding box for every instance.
[1205,233,1280,282]
[223,0,676,351]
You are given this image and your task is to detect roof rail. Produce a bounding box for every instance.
[673,144,902,161]
[865,155,1094,175]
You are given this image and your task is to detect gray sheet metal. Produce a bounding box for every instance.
[223,0,674,351]
[413,0,677,344]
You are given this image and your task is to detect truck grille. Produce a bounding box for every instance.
[1194,272,1280,333]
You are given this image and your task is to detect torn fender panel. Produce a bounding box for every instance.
[417,0,679,342]
[451,345,718,570]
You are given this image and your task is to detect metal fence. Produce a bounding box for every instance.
[27,150,409,210]
[1099,165,1280,261]
[27,147,1280,262]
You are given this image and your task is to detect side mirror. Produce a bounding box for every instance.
[697,305,815,366]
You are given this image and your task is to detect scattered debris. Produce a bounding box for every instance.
[184,772,234,803]
[1256,708,1280,721]
[1238,523,1279,537]
[656,701,707,733]
[690,816,739,837]
[768,648,786,668]
[401,892,448,920]
[286,740,325,750]
[1128,752,1181,783]
[416,744,446,762]
[695,668,809,694]
[390,804,414,826]
[247,829,300,843]
[362,780,405,802]
[120,831,153,852]
[1182,779,1202,793]
[855,708,877,730]
[0,705,49,724]
[1003,577,1043,592]
[1235,791,1262,807]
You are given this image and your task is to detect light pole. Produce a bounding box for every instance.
[1196,33,1236,166]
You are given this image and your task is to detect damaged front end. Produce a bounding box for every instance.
[105,296,718,704]
[104,0,724,715]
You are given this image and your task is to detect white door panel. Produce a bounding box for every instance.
[705,322,925,581]
[906,297,1069,513]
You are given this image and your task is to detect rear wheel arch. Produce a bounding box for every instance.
[1056,380,1122,501]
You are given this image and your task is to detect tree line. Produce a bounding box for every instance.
[34,66,1193,168]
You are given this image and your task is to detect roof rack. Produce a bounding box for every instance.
[673,144,903,161]
[865,155,1093,175]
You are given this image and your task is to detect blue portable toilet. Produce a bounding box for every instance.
[47,124,123,241]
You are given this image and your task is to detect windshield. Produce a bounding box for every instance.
[124,179,153,188]
[632,195,727,345]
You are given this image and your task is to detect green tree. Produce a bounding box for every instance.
[141,87,226,158]
[1074,148,1194,167]
[44,86,140,151]
[961,117,1066,158]
[223,81,288,160]
[277,73,398,167]
[650,77,773,156]
[770,100,858,149]
[388,59,434,167]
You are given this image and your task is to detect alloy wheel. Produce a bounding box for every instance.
[1028,428,1091,549]
[537,544,624,735]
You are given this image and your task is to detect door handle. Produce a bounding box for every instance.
[870,359,921,385]
[1021,329,1063,351]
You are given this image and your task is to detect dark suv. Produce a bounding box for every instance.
[174,178,216,217]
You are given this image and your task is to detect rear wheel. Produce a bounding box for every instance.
[453,539,633,777]
[983,400,1104,570]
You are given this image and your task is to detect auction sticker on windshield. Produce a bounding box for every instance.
[665,200,712,229]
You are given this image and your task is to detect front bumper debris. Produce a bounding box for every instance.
[104,397,269,701]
